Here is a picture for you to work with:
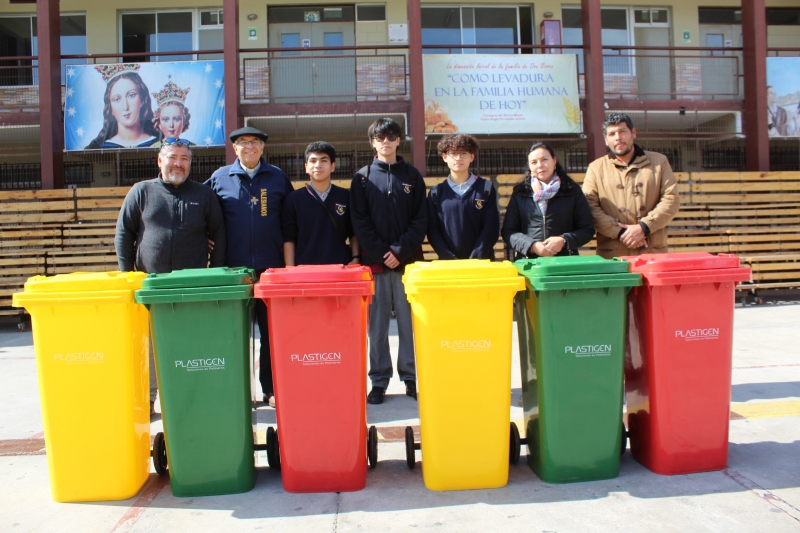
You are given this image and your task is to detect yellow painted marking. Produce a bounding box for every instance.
[730,400,800,419]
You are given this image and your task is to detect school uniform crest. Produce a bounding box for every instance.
[474,197,485,210]
[335,203,346,215]
[402,182,413,194]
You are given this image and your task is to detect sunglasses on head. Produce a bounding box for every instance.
[374,134,399,142]
[163,138,191,147]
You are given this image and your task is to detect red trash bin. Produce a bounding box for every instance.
[254,265,375,492]
[622,252,750,475]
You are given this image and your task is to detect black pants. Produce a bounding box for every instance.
[254,297,273,396]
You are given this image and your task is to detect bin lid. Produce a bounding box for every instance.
[254,265,374,299]
[258,264,372,285]
[20,271,147,293]
[524,272,642,292]
[622,252,741,273]
[515,256,631,278]
[402,260,525,294]
[140,267,254,290]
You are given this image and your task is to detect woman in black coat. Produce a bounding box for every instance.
[501,142,595,259]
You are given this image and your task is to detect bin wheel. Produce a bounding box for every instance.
[152,432,168,476]
[509,422,521,465]
[621,424,628,456]
[266,427,281,471]
[404,426,416,470]
[367,426,378,469]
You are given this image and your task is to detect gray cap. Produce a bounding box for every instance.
[229,126,268,143]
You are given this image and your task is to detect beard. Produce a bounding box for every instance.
[163,169,188,186]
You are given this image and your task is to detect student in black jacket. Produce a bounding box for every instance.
[501,142,595,259]
[427,134,499,260]
[282,142,360,266]
[350,118,427,405]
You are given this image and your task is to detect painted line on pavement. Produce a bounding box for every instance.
[724,467,800,522]
[108,475,169,533]
[733,363,800,370]
[729,400,800,419]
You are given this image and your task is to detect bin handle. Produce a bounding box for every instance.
[14,293,133,307]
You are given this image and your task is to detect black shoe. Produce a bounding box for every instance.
[405,381,417,400]
[367,386,386,405]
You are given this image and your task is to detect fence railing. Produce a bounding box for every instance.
[241,45,409,103]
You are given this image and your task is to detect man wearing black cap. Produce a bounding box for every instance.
[205,127,294,408]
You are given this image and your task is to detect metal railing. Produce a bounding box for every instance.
[0,56,40,108]
[242,45,408,103]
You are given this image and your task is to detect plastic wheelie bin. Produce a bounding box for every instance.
[254,265,375,493]
[402,260,525,491]
[12,272,150,502]
[134,267,255,497]
[515,256,641,483]
[622,252,751,475]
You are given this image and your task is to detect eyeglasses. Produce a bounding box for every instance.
[235,139,264,147]
[373,134,399,142]
[446,151,471,160]
[163,138,191,147]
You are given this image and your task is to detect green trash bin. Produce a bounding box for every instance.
[515,256,641,483]
[135,267,255,497]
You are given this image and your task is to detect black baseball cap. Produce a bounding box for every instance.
[229,126,268,143]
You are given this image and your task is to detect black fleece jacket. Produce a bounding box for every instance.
[501,175,595,259]
[349,157,427,268]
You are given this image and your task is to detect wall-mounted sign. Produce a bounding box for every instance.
[64,61,226,150]
[683,31,691,43]
[389,24,408,43]
[423,54,581,135]
[302,39,311,49]
[248,27,257,41]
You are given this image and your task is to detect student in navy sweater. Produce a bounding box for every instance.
[427,134,499,260]
[350,118,427,405]
[282,142,360,266]
[205,127,294,409]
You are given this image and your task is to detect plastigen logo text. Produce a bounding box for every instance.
[291,352,342,366]
[675,328,720,341]
[54,352,104,364]
[175,358,225,371]
[440,340,491,352]
[564,345,612,357]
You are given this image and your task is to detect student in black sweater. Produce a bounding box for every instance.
[282,142,360,266]
[427,134,500,259]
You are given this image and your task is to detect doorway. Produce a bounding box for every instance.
[268,6,356,103]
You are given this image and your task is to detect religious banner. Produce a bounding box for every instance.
[64,60,226,151]
[766,57,800,138]
[422,54,581,135]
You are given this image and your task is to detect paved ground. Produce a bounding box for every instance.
[1,301,799,532]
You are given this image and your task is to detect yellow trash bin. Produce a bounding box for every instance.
[402,260,525,491]
[12,271,150,502]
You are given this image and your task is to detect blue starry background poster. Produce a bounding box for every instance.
[64,60,226,151]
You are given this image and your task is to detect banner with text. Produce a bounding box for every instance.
[422,54,581,135]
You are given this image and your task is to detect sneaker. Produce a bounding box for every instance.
[263,394,276,408]
[367,386,386,405]
[405,381,417,400]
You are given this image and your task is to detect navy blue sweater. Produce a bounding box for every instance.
[281,185,354,265]
[349,157,427,268]
[205,158,294,271]
[427,177,500,260]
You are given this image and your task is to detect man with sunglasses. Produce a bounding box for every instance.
[205,126,293,409]
[115,138,227,416]
[350,117,427,405]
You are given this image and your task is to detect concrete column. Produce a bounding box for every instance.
[223,0,241,164]
[37,0,64,189]
[741,0,770,171]
[581,0,606,163]
[407,0,426,175]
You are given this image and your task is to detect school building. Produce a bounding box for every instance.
[0,0,799,189]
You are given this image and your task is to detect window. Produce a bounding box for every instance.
[268,6,355,24]
[634,9,669,25]
[562,7,634,74]
[0,14,87,85]
[281,33,300,55]
[356,4,386,22]
[324,32,344,54]
[767,8,800,26]
[698,8,741,25]
[422,6,529,54]
[121,10,224,62]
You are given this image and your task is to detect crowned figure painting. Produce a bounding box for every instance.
[151,77,194,147]
[85,64,159,149]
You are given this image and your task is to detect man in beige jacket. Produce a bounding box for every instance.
[582,113,680,259]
